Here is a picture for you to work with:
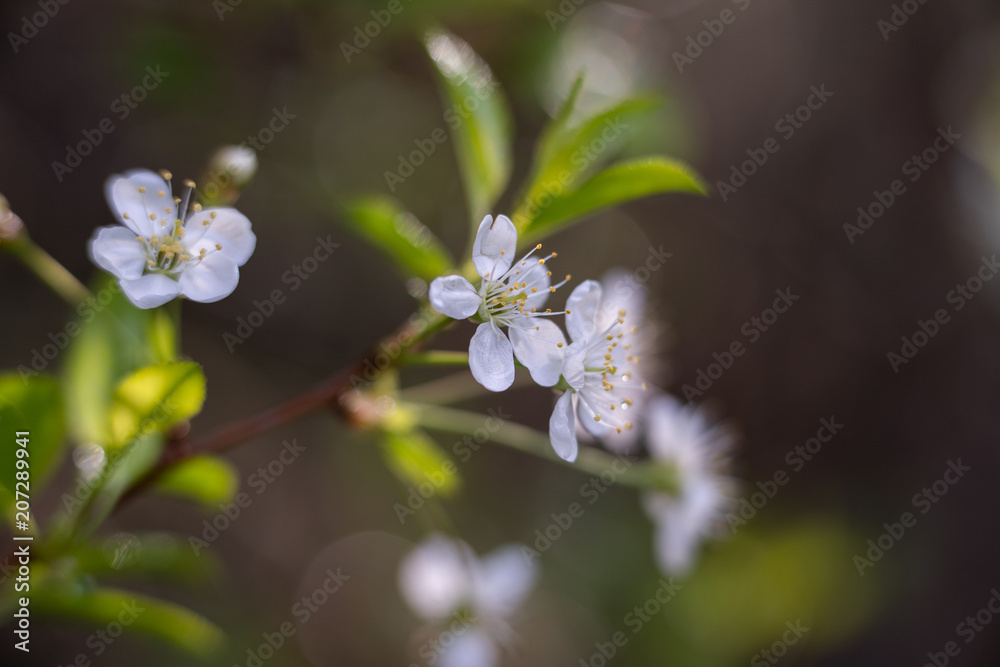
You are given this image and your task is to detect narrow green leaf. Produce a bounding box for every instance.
[521,157,707,240]
[524,96,659,211]
[33,586,225,658]
[425,28,513,221]
[0,374,66,521]
[381,429,461,498]
[344,196,454,281]
[109,362,206,449]
[155,455,239,511]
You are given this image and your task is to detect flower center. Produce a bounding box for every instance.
[579,310,647,434]
[476,243,570,327]
[132,175,224,277]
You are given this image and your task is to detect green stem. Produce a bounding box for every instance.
[5,238,91,306]
[407,402,677,493]
[400,350,469,366]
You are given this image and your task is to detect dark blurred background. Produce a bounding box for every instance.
[3,0,1000,665]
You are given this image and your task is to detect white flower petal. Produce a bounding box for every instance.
[106,170,175,237]
[438,628,498,667]
[179,252,240,303]
[398,534,473,620]
[472,545,538,617]
[566,280,603,343]
[89,226,147,280]
[469,322,515,392]
[549,391,578,462]
[576,395,609,438]
[472,214,517,280]
[429,275,481,319]
[184,208,256,266]
[650,507,699,576]
[561,340,587,391]
[120,274,182,309]
[509,319,565,387]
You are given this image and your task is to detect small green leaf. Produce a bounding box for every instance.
[381,429,460,498]
[344,196,454,281]
[521,157,707,240]
[425,28,513,221]
[71,532,219,582]
[0,374,66,518]
[155,455,239,511]
[63,275,177,446]
[109,362,206,449]
[33,586,225,658]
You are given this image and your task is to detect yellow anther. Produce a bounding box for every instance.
[210,211,217,219]
[192,203,202,212]
[149,213,157,220]
[158,190,166,197]
[123,213,130,219]
[557,342,563,348]
[203,220,210,226]
[184,179,196,188]
[594,415,601,422]
[215,243,222,250]
[138,186,147,193]
[159,170,172,180]
[531,287,538,293]
[535,244,542,249]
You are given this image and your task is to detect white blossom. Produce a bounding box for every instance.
[641,394,734,575]
[398,534,537,667]
[545,278,649,462]
[429,214,569,392]
[89,169,256,308]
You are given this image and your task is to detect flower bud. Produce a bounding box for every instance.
[199,145,258,206]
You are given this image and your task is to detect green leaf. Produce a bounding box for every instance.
[425,28,513,221]
[63,275,177,446]
[109,362,206,449]
[520,157,707,241]
[381,429,460,498]
[344,196,454,281]
[33,586,224,658]
[523,95,659,214]
[155,455,239,511]
[71,532,219,582]
[0,374,66,522]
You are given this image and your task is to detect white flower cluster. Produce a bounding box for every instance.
[429,213,735,576]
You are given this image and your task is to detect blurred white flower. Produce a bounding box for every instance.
[398,533,537,667]
[547,278,649,462]
[642,395,734,576]
[429,214,569,392]
[89,169,256,308]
